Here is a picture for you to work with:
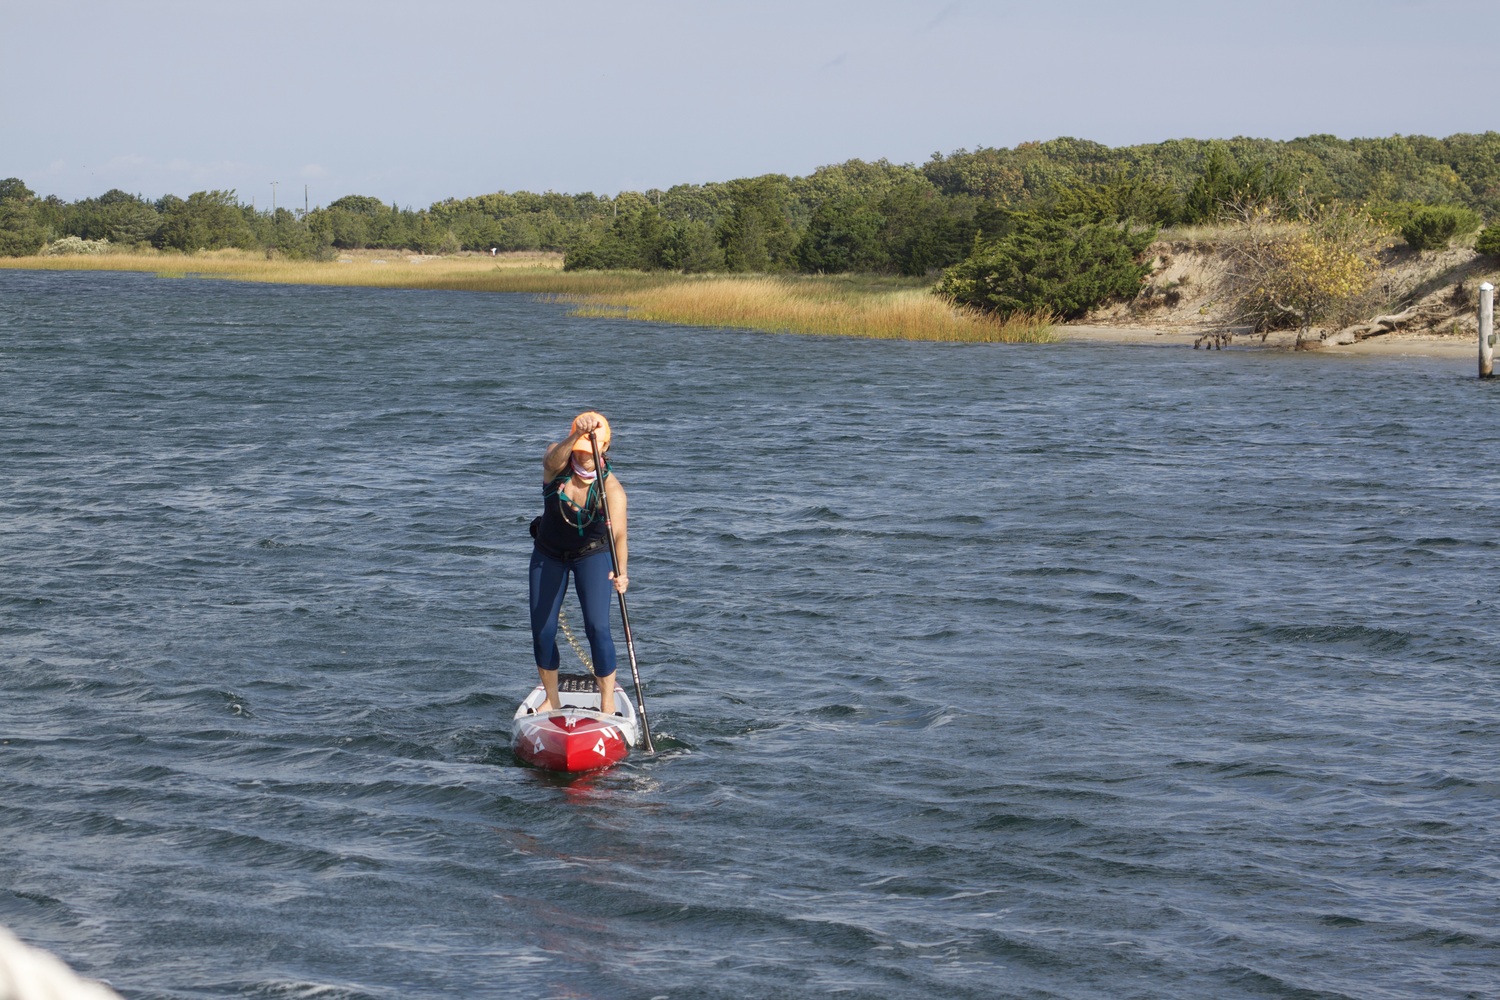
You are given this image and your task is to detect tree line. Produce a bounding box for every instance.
[5,132,1498,263]
[4,132,1499,330]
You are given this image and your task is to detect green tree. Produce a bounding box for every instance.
[1050,172,1179,226]
[659,219,724,272]
[654,183,734,226]
[58,190,161,245]
[922,133,1500,223]
[367,205,416,249]
[717,176,797,272]
[0,179,54,257]
[411,215,451,254]
[259,207,331,259]
[789,159,924,229]
[157,190,253,251]
[564,197,672,270]
[0,178,35,203]
[923,147,1028,202]
[498,215,542,251]
[307,195,425,250]
[1181,146,1294,223]
[0,202,45,256]
[328,194,388,214]
[1399,204,1482,250]
[446,212,504,251]
[1475,224,1500,258]
[103,201,162,245]
[935,214,1156,319]
[876,177,974,275]
[794,194,887,273]
[0,177,46,255]
[317,208,369,248]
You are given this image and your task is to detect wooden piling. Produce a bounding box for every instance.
[1481,282,1494,379]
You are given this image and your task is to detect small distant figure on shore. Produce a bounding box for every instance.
[490,247,498,256]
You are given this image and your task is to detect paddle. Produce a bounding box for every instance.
[590,430,656,753]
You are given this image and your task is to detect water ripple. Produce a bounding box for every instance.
[2,271,1499,999]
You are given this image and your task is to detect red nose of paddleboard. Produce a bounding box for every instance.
[513,712,630,772]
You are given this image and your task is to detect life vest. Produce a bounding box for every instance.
[531,464,610,560]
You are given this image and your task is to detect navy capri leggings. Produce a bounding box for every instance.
[528,546,617,677]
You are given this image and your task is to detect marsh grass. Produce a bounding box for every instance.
[0,249,570,287]
[0,251,1054,343]
[558,275,1054,342]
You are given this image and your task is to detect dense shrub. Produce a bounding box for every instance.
[42,236,112,255]
[1227,204,1386,338]
[935,214,1156,319]
[1367,200,1421,232]
[1474,224,1500,258]
[1400,205,1482,250]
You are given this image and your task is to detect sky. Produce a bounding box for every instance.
[3,0,1494,209]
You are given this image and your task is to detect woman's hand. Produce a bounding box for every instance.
[573,411,606,438]
[610,571,629,594]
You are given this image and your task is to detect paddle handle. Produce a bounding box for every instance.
[591,431,655,753]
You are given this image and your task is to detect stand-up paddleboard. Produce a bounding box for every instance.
[511,672,640,772]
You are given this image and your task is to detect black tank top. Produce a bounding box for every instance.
[535,466,610,559]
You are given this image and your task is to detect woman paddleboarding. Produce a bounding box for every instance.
[528,411,629,716]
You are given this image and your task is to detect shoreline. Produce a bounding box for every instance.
[1057,324,1478,359]
[0,254,1484,357]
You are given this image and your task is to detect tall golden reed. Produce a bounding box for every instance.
[558,276,1054,343]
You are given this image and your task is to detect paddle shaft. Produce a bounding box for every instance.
[590,431,655,752]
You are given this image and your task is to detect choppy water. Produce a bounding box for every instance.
[2,269,1499,1000]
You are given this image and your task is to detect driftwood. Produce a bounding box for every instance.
[1335,304,1429,341]
[1193,330,1235,350]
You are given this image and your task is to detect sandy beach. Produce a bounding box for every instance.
[1057,324,1480,360]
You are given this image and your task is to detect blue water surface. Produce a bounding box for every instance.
[2,269,1498,999]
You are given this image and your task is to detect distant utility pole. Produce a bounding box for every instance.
[304,185,309,214]
[271,181,279,215]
